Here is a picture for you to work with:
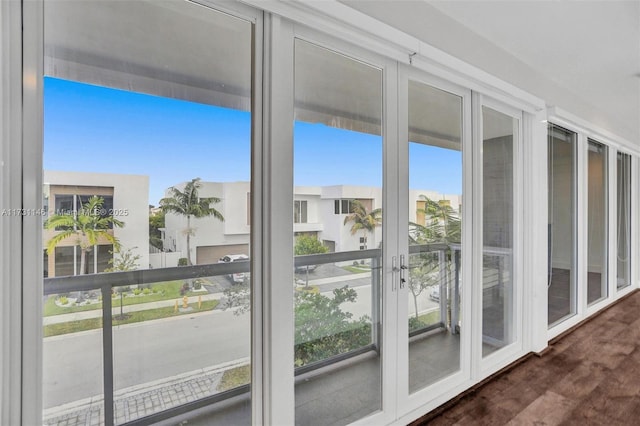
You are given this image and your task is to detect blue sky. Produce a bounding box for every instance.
[44,77,461,204]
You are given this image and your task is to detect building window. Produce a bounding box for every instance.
[334,199,373,214]
[294,200,308,223]
[52,193,115,230]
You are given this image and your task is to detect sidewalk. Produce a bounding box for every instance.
[43,358,250,426]
[43,292,223,326]
[44,272,373,326]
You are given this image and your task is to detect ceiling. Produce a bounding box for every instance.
[342,0,640,144]
[45,0,640,144]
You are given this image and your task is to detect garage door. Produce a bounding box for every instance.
[196,244,249,265]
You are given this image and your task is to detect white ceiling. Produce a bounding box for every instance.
[342,0,640,144]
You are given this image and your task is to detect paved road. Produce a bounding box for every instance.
[43,309,250,409]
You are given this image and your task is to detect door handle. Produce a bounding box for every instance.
[400,254,407,289]
[392,256,398,291]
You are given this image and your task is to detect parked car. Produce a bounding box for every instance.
[218,254,249,284]
[429,286,440,302]
[295,264,318,273]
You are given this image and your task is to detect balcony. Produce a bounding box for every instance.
[42,243,486,426]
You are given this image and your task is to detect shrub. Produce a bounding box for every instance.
[58,296,68,305]
[133,288,142,296]
[408,316,427,333]
[294,286,372,367]
[178,258,188,266]
[142,288,151,295]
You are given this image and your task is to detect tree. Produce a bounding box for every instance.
[343,200,382,249]
[149,210,165,250]
[412,195,460,244]
[105,246,141,272]
[105,246,141,319]
[45,195,124,276]
[159,178,224,265]
[294,235,328,287]
[407,196,461,331]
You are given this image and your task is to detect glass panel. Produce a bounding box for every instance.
[482,106,516,357]
[43,1,253,424]
[587,140,608,305]
[43,287,104,426]
[294,39,382,425]
[617,152,631,289]
[407,80,462,393]
[547,124,577,326]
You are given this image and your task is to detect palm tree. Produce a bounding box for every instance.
[45,195,124,275]
[413,195,460,244]
[343,200,382,249]
[160,178,224,265]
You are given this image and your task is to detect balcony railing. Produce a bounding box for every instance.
[43,243,508,426]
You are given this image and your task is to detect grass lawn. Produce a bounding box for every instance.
[342,265,371,274]
[43,299,219,337]
[408,310,442,333]
[43,280,204,317]
[217,364,250,392]
[417,310,440,324]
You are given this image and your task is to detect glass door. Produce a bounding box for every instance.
[292,38,384,426]
[397,68,472,411]
[476,97,523,367]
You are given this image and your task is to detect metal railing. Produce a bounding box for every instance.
[43,244,510,425]
[43,249,382,426]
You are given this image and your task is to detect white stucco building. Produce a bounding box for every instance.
[163,180,461,263]
[43,171,149,277]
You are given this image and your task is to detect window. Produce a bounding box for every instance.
[293,38,383,424]
[334,199,372,214]
[547,124,577,326]
[616,152,631,289]
[42,1,254,424]
[587,140,608,305]
[294,200,308,223]
[482,105,517,357]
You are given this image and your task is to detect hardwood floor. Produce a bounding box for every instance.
[413,290,640,425]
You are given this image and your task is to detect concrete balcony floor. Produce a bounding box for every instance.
[173,329,462,426]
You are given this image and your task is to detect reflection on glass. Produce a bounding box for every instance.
[294,39,382,425]
[43,1,252,424]
[407,80,462,393]
[547,125,577,326]
[482,106,516,357]
[617,152,631,289]
[587,140,608,305]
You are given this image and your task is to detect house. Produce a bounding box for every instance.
[1,1,638,426]
[163,181,461,261]
[42,171,150,277]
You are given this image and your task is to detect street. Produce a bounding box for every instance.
[43,267,438,411]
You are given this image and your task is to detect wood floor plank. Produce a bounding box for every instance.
[413,290,640,425]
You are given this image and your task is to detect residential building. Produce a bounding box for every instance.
[43,171,150,277]
[163,181,460,261]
